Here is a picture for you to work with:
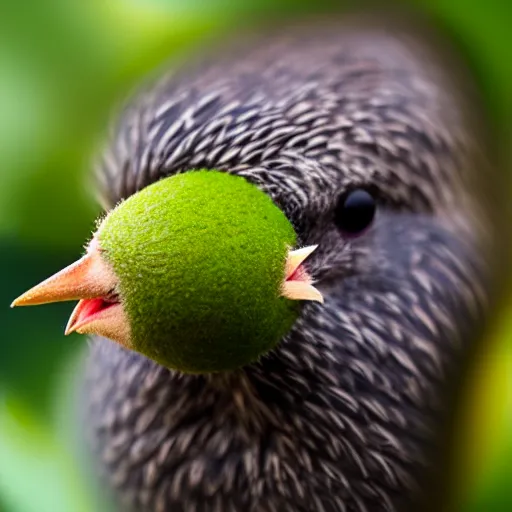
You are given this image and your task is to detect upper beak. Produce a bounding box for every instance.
[11,244,116,308]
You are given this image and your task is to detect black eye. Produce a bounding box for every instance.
[334,189,376,234]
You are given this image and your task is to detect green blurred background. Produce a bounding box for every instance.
[0,1,510,511]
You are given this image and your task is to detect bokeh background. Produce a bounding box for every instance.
[0,1,510,511]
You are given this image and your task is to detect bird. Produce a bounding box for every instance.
[11,12,502,512]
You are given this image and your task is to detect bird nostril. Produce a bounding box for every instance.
[104,289,120,303]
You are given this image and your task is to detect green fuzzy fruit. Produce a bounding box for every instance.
[98,170,299,373]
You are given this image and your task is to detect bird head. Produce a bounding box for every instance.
[10,17,505,511]
[11,170,323,373]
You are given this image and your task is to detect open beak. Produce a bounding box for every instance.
[11,240,320,347]
[11,241,131,347]
[281,245,323,303]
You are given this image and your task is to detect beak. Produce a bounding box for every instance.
[11,242,131,347]
[281,245,323,303]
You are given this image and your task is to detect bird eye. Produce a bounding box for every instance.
[334,189,376,235]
